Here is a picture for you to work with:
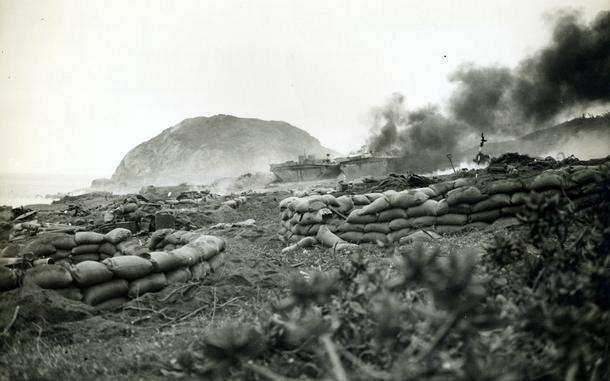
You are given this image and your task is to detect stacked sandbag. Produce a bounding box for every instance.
[277,162,609,245]
[278,194,345,243]
[3,228,228,309]
[337,188,435,244]
[15,228,138,266]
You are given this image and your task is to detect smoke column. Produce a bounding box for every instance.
[366,10,610,172]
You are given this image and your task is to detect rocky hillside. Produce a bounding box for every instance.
[111,115,337,186]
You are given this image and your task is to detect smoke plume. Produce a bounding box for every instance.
[366,10,610,171]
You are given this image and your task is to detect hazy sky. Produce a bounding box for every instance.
[0,0,608,177]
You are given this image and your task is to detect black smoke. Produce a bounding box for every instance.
[366,10,610,171]
[450,10,610,131]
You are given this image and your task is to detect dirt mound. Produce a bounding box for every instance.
[0,285,93,331]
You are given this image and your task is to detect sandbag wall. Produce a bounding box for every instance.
[279,163,607,246]
[0,228,226,310]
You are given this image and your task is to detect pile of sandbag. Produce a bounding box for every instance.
[0,229,227,310]
[277,162,608,247]
[278,194,354,243]
[15,228,142,266]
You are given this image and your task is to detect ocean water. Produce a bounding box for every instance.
[0,173,94,208]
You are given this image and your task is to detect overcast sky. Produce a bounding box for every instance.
[0,0,608,177]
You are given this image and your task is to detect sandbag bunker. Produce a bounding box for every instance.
[278,163,607,248]
[0,228,226,310]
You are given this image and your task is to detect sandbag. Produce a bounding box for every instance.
[435,200,449,216]
[346,209,377,224]
[510,192,530,205]
[337,222,365,233]
[389,218,412,231]
[165,267,192,284]
[146,251,183,273]
[294,198,326,213]
[179,231,203,245]
[360,196,391,215]
[297,236,318,248]
[50,249,71,260]
[335,195,355,214]
[75,232,105,245]
[387,228,412,243]
[104,228,132,245]
[190,262,210,281]
[338,231,364,243]
[186,236,224,260]
[316,225,343,248]
[387,190,429,208]
[446,186,486,206]
[436,213,468,226]
[279,196,298,210]
[334,242,360,252]
[149,228,173,249]
[501,205,524,217]
[434,225,463,235]
[471,194,511,213]
[289,213,302,225]
[165,230,187,245]
[412,187,436,197]
[0,266,18,291]
[23,264,72,289]
[529,173,564,191]
[364,222,391,234]
[409,216,436,227]
[21,240,56,258]
[399,230,441,245]
[72,253,100,263]
[94,297,128,311]
[453,178,474,188]
[51,235,77,250]
[98,242,117,256]
[377,208,407,222]
[361,232,388,244]
[447,203,471,214]
[103,256,153,280]
[364,193,384,202]
[71,244,100,255]
[486,179,524,195]
[288,234,304,243]
[300,209,332,225]
[351,195,370,205]
[569,168,601,185]
[55,286,83,301]
[407,200,439,218]
[128,273,168,298]
[321,194,340,207]
[430,181,455,196]
[208,252,226,272]
[117,237,148,256]
[172,245,203,266]
[70,261,114,287]
[469,209,501,223]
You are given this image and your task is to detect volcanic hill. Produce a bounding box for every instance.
[110,115,337,186]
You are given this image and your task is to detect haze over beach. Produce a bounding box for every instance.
[0,0,609,205]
